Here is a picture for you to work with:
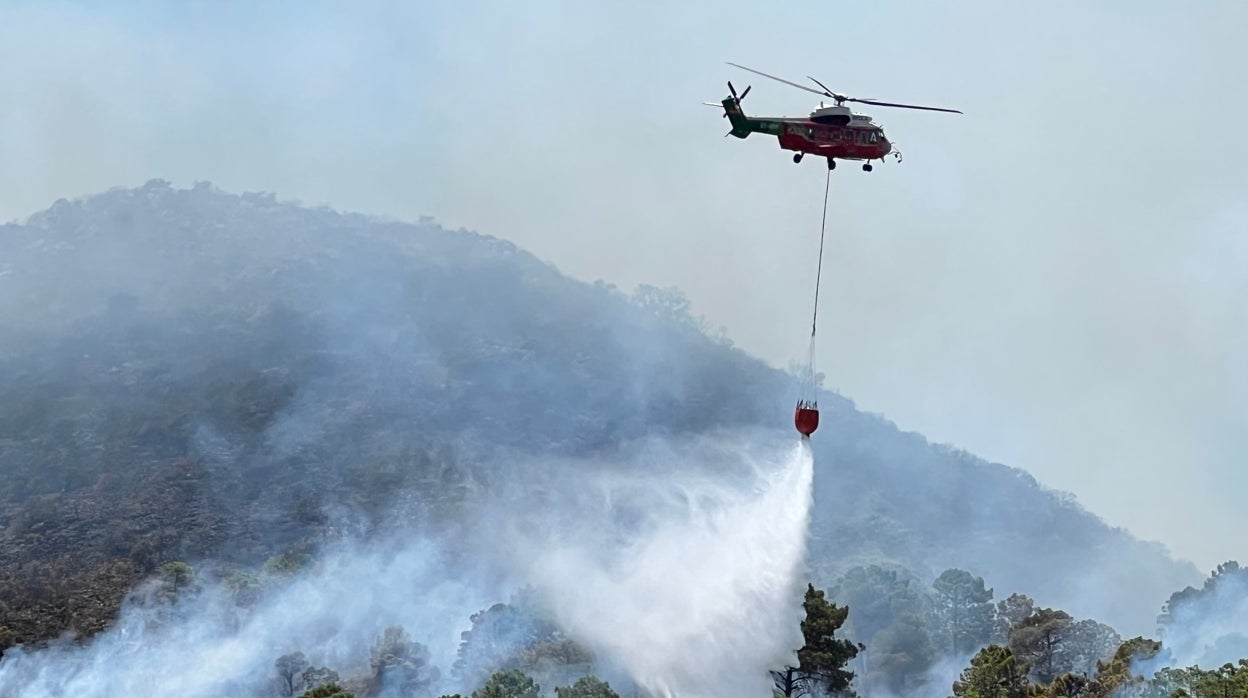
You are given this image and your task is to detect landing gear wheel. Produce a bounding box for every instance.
[793,153,803,164]
[863,163,873,172]
[827,158,836,170]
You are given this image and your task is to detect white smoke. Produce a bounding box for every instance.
[0,538,496,698]
[511,436,815,698]
[1155,566,1248,669]
[0,433,816,698]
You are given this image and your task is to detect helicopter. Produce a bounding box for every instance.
[709,63,962,171]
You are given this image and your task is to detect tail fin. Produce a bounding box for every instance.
[722,96,751,138]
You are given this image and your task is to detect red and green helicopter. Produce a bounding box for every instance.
[710,63,962,171]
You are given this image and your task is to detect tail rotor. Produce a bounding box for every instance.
[703,81,753,115]
[705,81,752,138]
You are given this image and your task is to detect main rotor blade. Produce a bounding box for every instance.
[851,98,963,114]
[806,75,843,101]
[727,62,831,98]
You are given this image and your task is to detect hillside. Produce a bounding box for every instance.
[0,180,1198,654]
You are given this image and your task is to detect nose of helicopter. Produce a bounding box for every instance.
[881,137,892,155]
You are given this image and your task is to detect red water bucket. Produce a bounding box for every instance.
[795,402,819,437]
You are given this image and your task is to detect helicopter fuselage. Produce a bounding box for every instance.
[774,120,892,162]
[721,96,893,164]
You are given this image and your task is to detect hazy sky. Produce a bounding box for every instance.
[1,1,1244,571]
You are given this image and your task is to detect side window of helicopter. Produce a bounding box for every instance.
[869,132,879,143]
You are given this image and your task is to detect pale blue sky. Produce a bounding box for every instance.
[1,1,1245,571]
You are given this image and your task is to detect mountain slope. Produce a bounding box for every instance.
[0,180,1198,651]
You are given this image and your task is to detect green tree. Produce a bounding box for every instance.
[1137,660,1248,698]
[153,561,199,604]
[554,675,620,698]
[1156,561,1248,667]
[1037,672,1092,698]
[831,565,927,648]
[370,626,440,697]
[1055,619,1121,677]
[631,285,694,325]
[951,644,1030,698]
[1158,561,1244,630]
[142,561,200,621]
[995,594,1036,642]
[299,684,352,698]
[1086,637,1161,698]
[301,666,341,694]
[454,592,591,688]
[472,669,541,698]
[1144,666,1194,698]
[772,584,862,697]
[1009,609,1074,684]
[869,612,936,694]
[275,651,310,697]
[224,570,262,607]
[1186,661,1248,698]
[264,550,312,578]
[930,569,997,656]
[158,561,194,593]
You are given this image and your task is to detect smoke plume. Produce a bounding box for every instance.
[0,433,815,698]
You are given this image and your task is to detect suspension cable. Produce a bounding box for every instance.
[810,167,831,338]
